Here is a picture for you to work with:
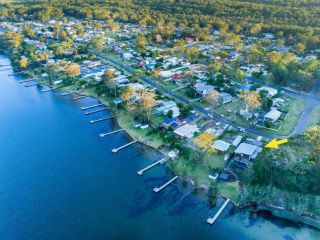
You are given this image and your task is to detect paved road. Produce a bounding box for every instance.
[93,51,319,139]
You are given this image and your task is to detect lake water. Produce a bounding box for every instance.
[0,56,319,240]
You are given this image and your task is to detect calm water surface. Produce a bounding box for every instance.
[0,56,319,240]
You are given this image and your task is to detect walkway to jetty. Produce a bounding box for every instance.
[90,116,113,124]
[81,103,104,110]
[153,176,178,193]
[112,140,137,153]
[85,108,108,115]
[100,128,124,137]
[207,198,230,224]
[137,158,167,175]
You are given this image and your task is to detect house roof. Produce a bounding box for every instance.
[235,143,258,156]
[213,140,230,152]
[174,124,199,138]
[195,83,216,93]
[257,86,278,96]
[264,109,281,120]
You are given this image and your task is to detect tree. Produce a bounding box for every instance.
[75,22,84,36]
[120,86,135,102]
[139,89,155,122]
[240,90,261,114]
[136,34,147,53]
[20,56,28,68]
[295,43,306,52]
[46,62,59,82]
[102,69,117,96]
[185,47,199,61]
[166,109,173,118]
[65,63,80,82]
[208,61,222,74]
[6,31,24,49]
[246,44,264,64]
[305,125,320,161]
[22,23,35,38]
[193,132,215,151]
[175,39,186,57]
[250,23,263,35]
[208,182,218,207]
[91,34,106,49]
[205,90,220,106]
[152,69,161,78]
[235,69,245,82]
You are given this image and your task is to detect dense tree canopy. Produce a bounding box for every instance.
[1,0,320,49]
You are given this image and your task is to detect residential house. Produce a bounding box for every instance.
[194,83,216,96]
[155,101,177,115]
[257,86,278,97]
[234,142,262,160]
[264,109,281,123]
[219,92,233,103]
[213,140,230,153]
[174,124,199,139]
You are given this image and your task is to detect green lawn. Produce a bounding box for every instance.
[173,152,226,185]
[212,99,251,126]
[258,97,305,135]
[308,103,320,127]
[218,181,240,202]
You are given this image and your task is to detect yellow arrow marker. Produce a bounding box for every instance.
[265,138,288,149]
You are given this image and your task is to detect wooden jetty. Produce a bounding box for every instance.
[153,176,179,193]
[99,128,124,137]
[73,95,86,100]
[0,68,11,72]
[207,198,230,224]
[8,71,23,76]
[84,108,108,115]
[0,64,11,68]
[112,140,137,153]
[41,87,58,93]
[90,116,113,124]
[61,92,73,96]
[81,103,104,110]
[137,158,167,176]
[19,78,35,83]
[25,82,39,87]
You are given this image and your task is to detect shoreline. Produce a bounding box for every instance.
[3,54,320,232]
[238,202,320,231]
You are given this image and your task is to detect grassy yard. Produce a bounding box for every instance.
[308,103,320,127]
[217,181,240,202]
[212,99,251,126]
[258,97,305,135]
[173,152,226,185]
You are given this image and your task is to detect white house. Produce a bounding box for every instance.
[213,140,230,153]
[235,143,262,160]
[219,92,233,103]
[163,106,180,118]
[174,124,199,139]
[194,83,216,96]
[257,86,278,97]
[264,109,281,123]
